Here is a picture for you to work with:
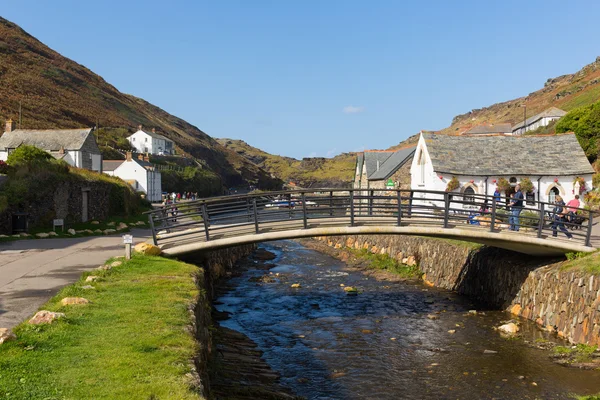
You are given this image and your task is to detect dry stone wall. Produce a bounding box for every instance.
[315,234,600,345]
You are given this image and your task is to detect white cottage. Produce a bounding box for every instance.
[410,131,594,210]
[103,153,162,202]
[127,125,174,155]
[512,107,567,135]
[0,120,102,171]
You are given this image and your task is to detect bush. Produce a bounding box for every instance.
[520,177,534,193]
[6,145,53,165]
[446,176,459,191]
[519,210,541,227]
[0,160,9,174]
[556,100,600,162]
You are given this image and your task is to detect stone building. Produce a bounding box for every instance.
[354,146,416,191]
[0,120,102,171]
[410,131,594,210]
[512,107,567,135]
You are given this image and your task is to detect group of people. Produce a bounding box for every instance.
[167,192,198,202]
[472,184,582,239]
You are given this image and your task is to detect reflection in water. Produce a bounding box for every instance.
[216,240,600,399]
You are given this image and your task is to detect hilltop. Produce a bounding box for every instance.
[0,17,279,189]
[217,139,356,188]
[442,57,600,135]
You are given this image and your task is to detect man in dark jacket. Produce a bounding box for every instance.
[509,184,524,231]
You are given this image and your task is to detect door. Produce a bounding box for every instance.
[82,190,89,222]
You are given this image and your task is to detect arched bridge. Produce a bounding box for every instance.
[146,189,597,257]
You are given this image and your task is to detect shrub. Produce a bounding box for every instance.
[6,145,53,165]
[519,210,541,227]
[446,176,459,192]
[573,176,587,194]
[520,177,534,193]
[497,177,510,192]
[0,160,9,174]
[556,100,600,162]
[593,173,600,189]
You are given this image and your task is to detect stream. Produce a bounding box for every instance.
[214,240,600,399]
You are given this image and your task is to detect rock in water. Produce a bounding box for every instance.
[29,310,66,325]
[0,328,16,344]
[497,323,519,334]
[134,242,162,256]
[60,297,90,306]
[290,283,301,288]
[253,248,277,261]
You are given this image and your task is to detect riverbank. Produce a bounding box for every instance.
[308,234,600,346]
[0,255,203,399]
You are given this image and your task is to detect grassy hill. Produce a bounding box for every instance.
[0,17,280,190]
[441,57,600,135]
[217,139,356,188]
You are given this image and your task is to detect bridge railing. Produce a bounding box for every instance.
[145,189,594,249]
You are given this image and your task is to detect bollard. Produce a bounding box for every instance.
[123,234,133,260]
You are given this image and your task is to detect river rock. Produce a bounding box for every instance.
[67,228,76,235]
[483,349,498,354]
[427,314,439,320]
[405,256,417,266]
[498,322,520,334]
[253,248,277,261]
[0,328,16,344]
[35,232,49,238]
[48,231,58,236]
[134,242,162,256]
[85,275,99,282]
[448,329,456,334]
[107,222,116,226]
[116,222,128,230]
[29,310,65,325]
[81,285,95,290]
[94,229,103,234]
[110,261,123,267]
[61,297,89,306]
[90,221,100,225]
[19,232,30,237]
[291,283,301,288]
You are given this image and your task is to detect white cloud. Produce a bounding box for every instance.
[342,105,365,114]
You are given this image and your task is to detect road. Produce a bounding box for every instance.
[0,229,150,329]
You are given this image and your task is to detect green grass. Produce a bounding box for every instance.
[351,248,422,279]
[560,250,600,274]
[575,394,600,400]
[554,344,598,362]
[0,255,203,399]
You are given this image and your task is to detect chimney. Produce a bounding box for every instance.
[138,154,144,161]
[5,119,16,133]
[144,153,150,162]
[137,124,143,131]
[152,128,156,133]
[126,151,132,161]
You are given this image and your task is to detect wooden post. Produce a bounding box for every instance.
[201,204,210,241]
[253,198,260,233]
[302,192,308,229]
[408,191,413,218]
[350,191,355,226]
[125,243,132,260]
[490,197,496,232]
[537,202,545,238]
[148,214,158,245]
[329,191,334,217]
[369,190,374,216]
[586,211,593,247]
[443,192,450,228]
[397,190,402,226]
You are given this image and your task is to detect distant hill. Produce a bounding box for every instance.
[217,139,356,188]
[0,16,279,189]
[443,57,600,135]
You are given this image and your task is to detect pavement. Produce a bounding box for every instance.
[0,229,150,329]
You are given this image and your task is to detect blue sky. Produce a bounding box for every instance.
[3,1,600,158]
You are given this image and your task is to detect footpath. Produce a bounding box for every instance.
[0,229,150,329]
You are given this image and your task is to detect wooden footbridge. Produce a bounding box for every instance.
[146,189,596,257]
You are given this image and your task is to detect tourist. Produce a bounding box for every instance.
[551,195,573,239]
[566,194,581,224]
[493,187,501,203]
[508,184,524,231]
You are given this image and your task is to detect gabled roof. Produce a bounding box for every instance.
[0,128,93,151]
[421,132,594,176]
[102,158,154,172]
[129,129,174,143]
[364,151,394,178]
[462,123,512,135]
[369,146,416,180]
[512,107,567,131]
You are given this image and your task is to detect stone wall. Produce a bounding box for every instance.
[179,245,255,398]
[315,234,600,345]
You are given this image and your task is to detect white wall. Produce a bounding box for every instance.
[111,159,162,202]
[127,130,172,155]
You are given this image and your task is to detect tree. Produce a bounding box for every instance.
[556,101,600,162]
[6,145,53,165]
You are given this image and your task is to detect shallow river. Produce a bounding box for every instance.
[215,240,600,399]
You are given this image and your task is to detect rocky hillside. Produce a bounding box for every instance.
[0,17,279,189]
[442,57,600,134]
[217,139,356,188]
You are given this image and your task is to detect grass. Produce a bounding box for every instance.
[554,344,598,362]
[351,248,422,279]
[560,250,600,274]
[0,255,203,399]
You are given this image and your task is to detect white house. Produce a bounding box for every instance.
[410,131,594,210]
[103,152,162,202]
[127,125,174,155]
[0,120,102,171]
[512,107,567,135]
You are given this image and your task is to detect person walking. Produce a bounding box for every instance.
[551,195,573,239]
[508,184,524,231]
[565,194,581,225]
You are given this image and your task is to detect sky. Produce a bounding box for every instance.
[2,0,600,159]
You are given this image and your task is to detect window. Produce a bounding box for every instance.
[145,138,148,142]
[132,138,135,142]
[463,186,475,204]
[509,177,517,185]
[548,187,560,203]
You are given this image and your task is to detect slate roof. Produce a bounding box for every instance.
[462,123,512,135]
[421,132,594,176]
[102,160,124,172]
[132,129,174,142]
[512,107,567,131]
[369,146,416,180]
[364,151,393,179]
[0,128,93,151]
